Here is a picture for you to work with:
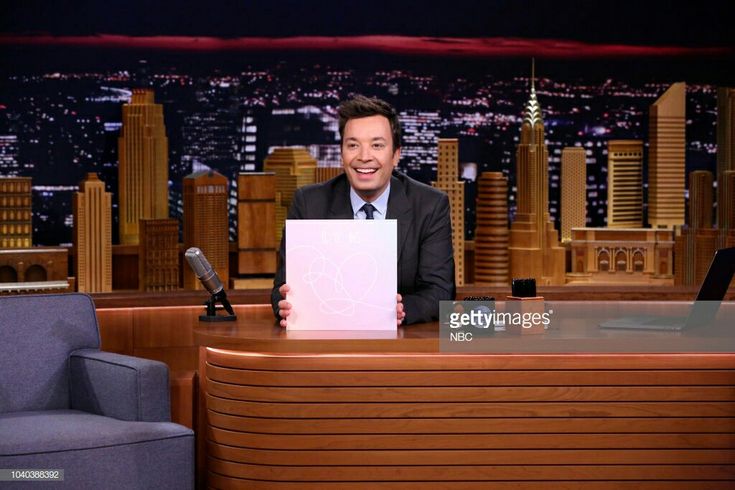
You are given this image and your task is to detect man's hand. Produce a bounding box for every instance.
[397,293,406,325]
[277,284,291,328]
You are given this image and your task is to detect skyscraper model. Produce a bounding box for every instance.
[237,172,277,276]
[0,176,31,249]
[508,62,565,285]
[560,147,587,241]
[138,218,179,292]
[183,170,229,290]
[674,171,717,286]
[474,172,509,285]
[118,89,169,245]
[607,140,644,228]
[74,173,112,292]
[432,138,465,286]
[648,82,686,229]
[263,147,316,242]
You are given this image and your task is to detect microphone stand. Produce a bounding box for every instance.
[200,289,237,322]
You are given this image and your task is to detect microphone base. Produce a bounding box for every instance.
[199,314,237,322]
[200,292,237,322]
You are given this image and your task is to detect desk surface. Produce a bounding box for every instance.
[193,301,735,354]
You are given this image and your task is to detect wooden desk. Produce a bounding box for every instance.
[194,303,735,489]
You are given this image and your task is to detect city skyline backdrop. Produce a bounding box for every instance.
[1,1,733,245]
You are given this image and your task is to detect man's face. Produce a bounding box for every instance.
[341,115,400,202]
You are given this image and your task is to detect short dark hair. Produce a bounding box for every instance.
[337,95,402,150]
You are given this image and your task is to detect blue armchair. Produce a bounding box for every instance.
[0,293,194,489]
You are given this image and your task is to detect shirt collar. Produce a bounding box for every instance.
[350,183,390,219]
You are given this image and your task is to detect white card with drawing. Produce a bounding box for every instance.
[285,219,397,331]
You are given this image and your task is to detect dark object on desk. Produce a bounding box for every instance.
[506,281,546,334]
[599,246,735,331]
[200,291,237,322]
[185,247,236,322]
[460,296,496,335]
[511,278,537,298]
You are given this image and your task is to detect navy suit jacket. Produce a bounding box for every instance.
[271,171,456,325]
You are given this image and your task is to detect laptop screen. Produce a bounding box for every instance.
[694,247,735,302]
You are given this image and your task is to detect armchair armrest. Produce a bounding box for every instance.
[69,349,171,422]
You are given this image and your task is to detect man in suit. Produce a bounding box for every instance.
[272,95,455,326]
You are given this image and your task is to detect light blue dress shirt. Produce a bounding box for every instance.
[350,184,390,220]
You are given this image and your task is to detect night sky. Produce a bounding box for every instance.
[2,0,734,47]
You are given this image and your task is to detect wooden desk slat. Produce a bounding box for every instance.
[208,427,735,450]
[208,458,735,481]
[207,474,735,490]
[206,411,735,434]
[205,380,735,403]
[205,365,735,386]
[206,394,735,418]
[207,349,735,370]
[207,445,735,466]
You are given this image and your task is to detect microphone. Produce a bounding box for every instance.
[185,247,236,320]
[185,247,224,295]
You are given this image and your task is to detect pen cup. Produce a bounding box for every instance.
[505,296,545,335]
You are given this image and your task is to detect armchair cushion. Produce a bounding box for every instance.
[70,350,170,422]
[0,410,190,455]
[0,410,194,489]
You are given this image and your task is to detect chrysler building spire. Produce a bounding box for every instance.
[522,58,543,131]
[509,59,565,285]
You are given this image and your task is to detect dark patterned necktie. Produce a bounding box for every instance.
[361,203,376,220]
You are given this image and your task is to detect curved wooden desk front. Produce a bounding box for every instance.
[195,305,735,490]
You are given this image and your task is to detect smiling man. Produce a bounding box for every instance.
[271,94,455,326]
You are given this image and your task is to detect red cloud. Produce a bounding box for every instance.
[0,34,731,58]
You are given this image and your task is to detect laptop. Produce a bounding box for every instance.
[599,247,735,331]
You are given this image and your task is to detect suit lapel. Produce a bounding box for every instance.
[386,174,412,263]
[327,176,355,219]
